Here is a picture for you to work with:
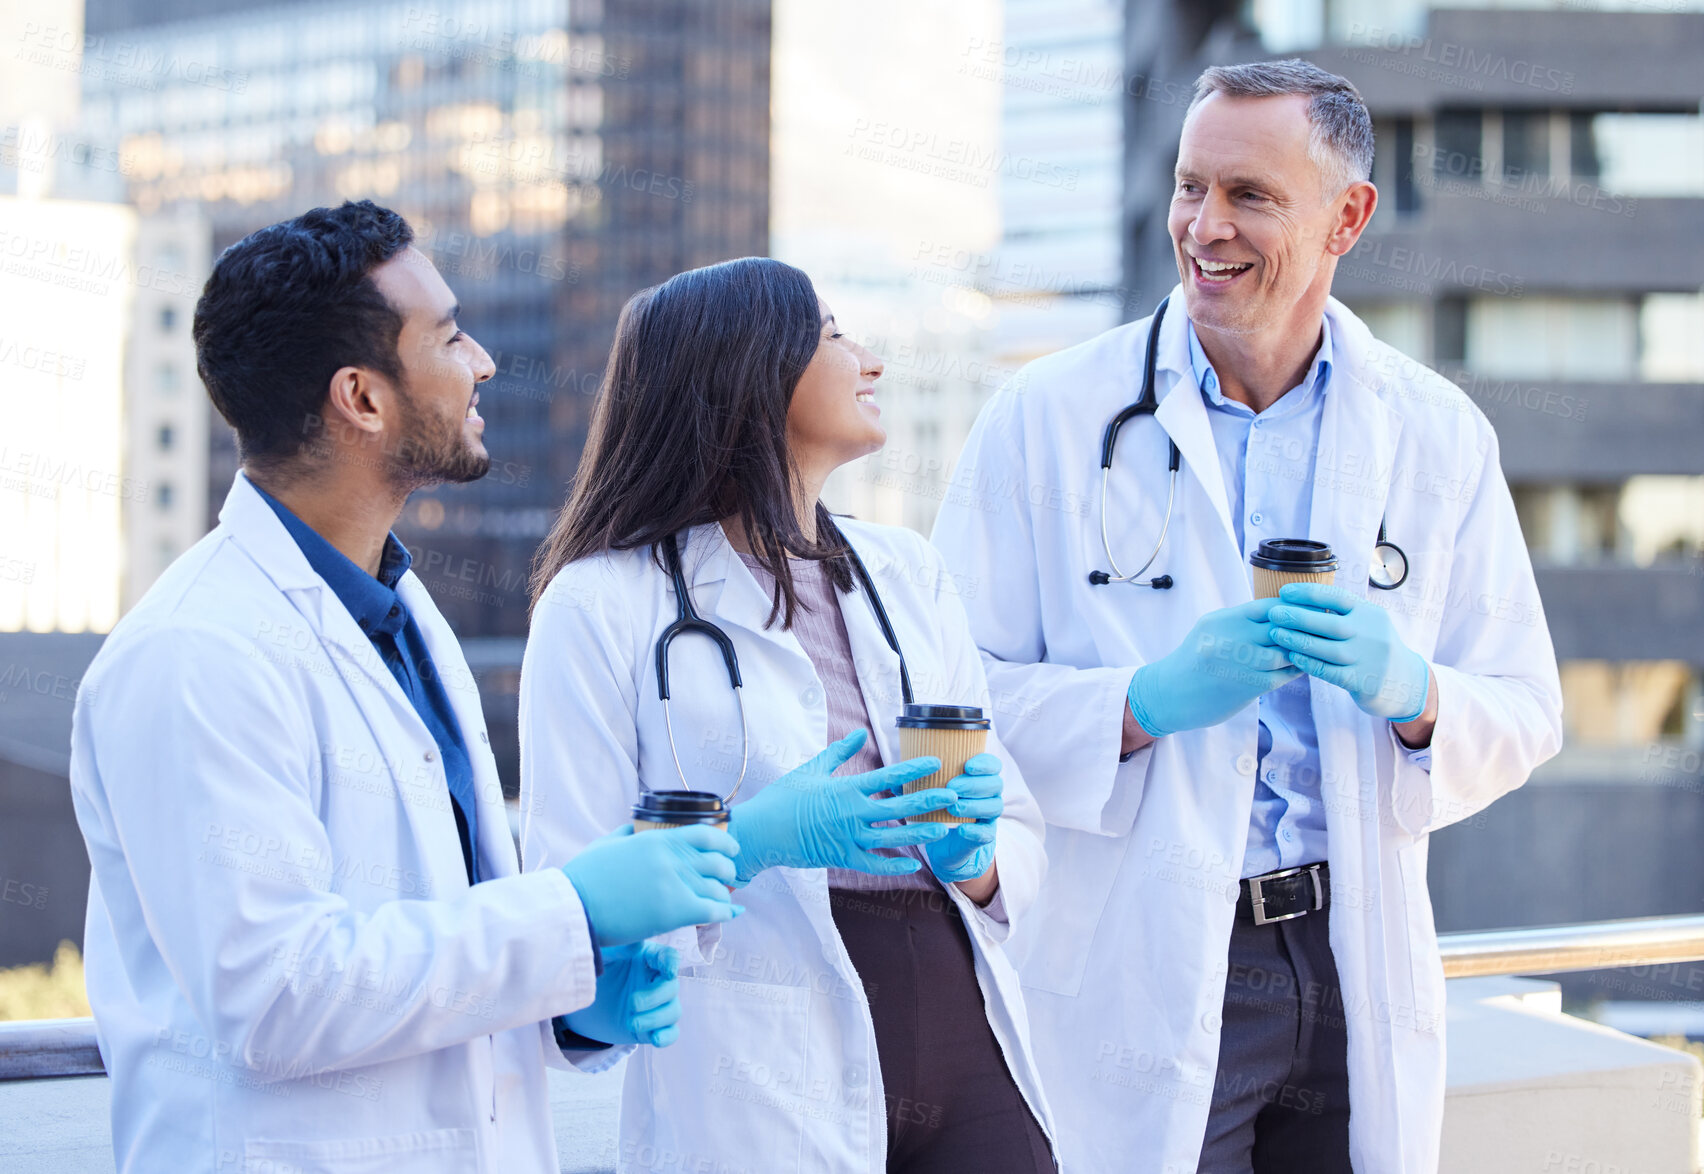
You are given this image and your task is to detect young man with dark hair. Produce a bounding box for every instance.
[70,201,743,1173]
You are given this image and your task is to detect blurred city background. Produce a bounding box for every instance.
[0,0,1701,1061]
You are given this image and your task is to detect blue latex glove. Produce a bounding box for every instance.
[562,941,682,1048]
[1267,583,1431,723]
[1126,600,1302,738]
[560,823,742,948]
[924,752,1002,883]
[727,729,957,884]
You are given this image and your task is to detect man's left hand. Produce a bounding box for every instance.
[1267,583,1430,723]
[563,941,682,1048]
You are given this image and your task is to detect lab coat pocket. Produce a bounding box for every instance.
[242,1127,478,1173]
[1012,824,1134,998]
[638,975,813,1171]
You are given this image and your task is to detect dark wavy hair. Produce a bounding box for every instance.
[529,257,851,628]
[192,200,414,470]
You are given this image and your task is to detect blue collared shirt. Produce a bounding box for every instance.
[253,483,481,885]
[1188,320,1333,878]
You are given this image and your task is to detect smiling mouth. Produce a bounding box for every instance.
[1192,256,1254,285]
[855,389,876,404]
[465,390,480,420]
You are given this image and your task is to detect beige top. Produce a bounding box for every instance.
[736,552,940,893]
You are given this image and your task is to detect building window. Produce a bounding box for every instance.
[1465,296,1637,381]
[156,482,174,511]
[159,305,177,334]
[1392,118,1418,216]
[1558,660,1699,748]
[1514,478,1704,567]
[1513,484,1621,565]
[157,424,174,450]
[1500,109,1549,188]
[1586,113,1704,197]
[1568,112,1600,182]
[156,363,177,394]
[1432,110,1482,184]
[1641,294,1704,382]
[1432,298,1467,367]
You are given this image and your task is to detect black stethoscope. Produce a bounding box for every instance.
[654,527,914,798]
[1088,295,1409,593]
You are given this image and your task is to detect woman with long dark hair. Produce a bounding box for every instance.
[519,258,1055,1172]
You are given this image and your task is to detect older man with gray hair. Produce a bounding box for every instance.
[933,60,1561,1172]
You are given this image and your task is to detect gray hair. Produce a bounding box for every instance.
[1188,60,1374,197]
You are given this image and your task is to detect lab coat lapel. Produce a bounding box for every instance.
[1307,301,1404,850]
[1308,301,1403,596]
[1151,292,1239,557]
[219,473,420,720]
[836,530,909,767]
[219,472,468,889]
[683,523,805,658]
[402,578,517,881]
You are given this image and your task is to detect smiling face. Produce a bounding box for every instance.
[371,246,496,488]
[784,300,886,482]
[1168,92,1374,342]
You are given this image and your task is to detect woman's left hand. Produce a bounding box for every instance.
[924,753,1002,883]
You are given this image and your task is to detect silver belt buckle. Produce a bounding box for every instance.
[1248,864,1325,927]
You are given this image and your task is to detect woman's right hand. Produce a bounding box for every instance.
[726,729,957,884]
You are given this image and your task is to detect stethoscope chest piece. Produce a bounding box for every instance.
[1369,523,1408,591]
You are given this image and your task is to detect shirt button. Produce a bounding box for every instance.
[424,749,437,762]
[1283,829,1295,841]
[1235,754,1256,776]
[1266,770,1278,783]
[1250,512,1264,526]
[388,605,399,618]
[479,731,490,745]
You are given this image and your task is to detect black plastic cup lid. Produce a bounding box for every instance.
[896,703,990,730]
[1250,539,1339,573]
[632,790,728,824]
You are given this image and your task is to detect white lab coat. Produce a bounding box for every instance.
[70,471,612,1174]
[519,519,1056,1173]
[930,291,1563,1174]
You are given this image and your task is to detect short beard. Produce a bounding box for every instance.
[389,379,491,491]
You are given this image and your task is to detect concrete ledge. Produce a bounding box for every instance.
[1445,977,1701,1174]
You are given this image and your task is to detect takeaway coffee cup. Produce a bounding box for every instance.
[1250,539,1339,599]
[895,704,991,826]
[631,790,729,833]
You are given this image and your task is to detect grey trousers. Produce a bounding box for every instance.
[1196,901,1353,1174]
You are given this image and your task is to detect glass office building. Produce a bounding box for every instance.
[75,0,771,638]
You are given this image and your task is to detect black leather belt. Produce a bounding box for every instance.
[1237,862,1329,926]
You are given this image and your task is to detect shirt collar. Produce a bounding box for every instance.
[1187,316,1334,413]
[250,480,414,639]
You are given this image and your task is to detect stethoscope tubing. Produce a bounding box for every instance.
[652,525,911,800]
[1093,296,1408,594]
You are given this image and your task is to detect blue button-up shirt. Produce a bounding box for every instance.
[254,484,481,885]
[1188,321,1333,878]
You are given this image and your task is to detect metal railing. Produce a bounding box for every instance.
[1439,912,1704,980]
[8,913,1704,1081]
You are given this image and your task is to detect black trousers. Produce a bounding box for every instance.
[829,887,1055,1174]
[1197,901,1353,1173]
